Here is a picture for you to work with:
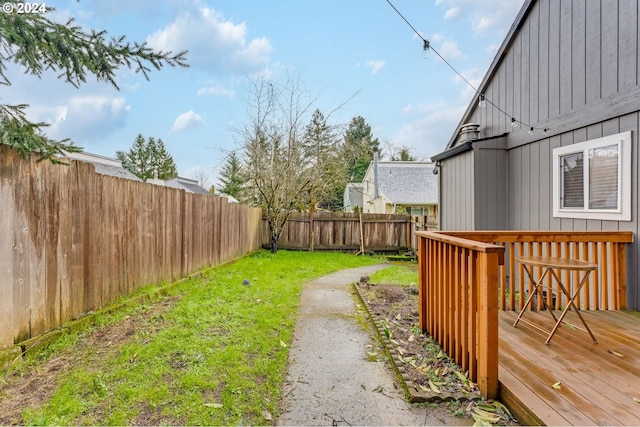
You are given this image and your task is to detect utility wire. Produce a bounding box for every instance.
[384,0,548,134]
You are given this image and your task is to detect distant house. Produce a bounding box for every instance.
[63,151,212,196]
[343,183,363,213]
[62,151,141,181]
[360,161,438,218]
[432,0,639,309]
[149,176,211,195]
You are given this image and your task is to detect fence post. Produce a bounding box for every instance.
[477,251,499,400]
[417,234,428,330]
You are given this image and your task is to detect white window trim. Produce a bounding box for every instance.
[552,131,632,221]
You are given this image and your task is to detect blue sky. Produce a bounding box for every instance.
[7,0,525,188]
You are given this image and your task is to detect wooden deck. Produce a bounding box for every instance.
[498,310,640,426]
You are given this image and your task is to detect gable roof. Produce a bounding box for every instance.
[151,177,211,195]
[62,151,141,181]
[344,183,364,209]
[367,161,438,205]
[444,0,535,151]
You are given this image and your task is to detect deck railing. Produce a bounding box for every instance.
[416,230,634,399]
[441,231,634,311]
[417,231,504,399]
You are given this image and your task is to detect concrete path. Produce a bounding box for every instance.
[277,265,471,426]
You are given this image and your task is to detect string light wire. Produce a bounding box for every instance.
[384,0,549,135]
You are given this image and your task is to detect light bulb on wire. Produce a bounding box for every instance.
[478,94,486,109]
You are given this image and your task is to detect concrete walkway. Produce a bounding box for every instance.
[277,265,471,426]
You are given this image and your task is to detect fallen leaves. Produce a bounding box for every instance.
[551,381,562,390]
[467,401,513,426]
[608,349,625,358]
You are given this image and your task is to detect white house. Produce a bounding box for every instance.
[360,160,438,217]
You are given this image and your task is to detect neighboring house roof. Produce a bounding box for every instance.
[367,161,438,205]
[62,151,211,195]
[217,193,240,203]
[150,177,211,195]
[62,151,141,181]
[344,183,364,209]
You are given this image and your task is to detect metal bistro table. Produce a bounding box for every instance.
[513,255,599,345]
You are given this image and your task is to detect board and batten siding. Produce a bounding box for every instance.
[439,149,474,231]
[437,0,640,309]
[506,114,639,309]
[474,138,508,231]
[465,0,640,148]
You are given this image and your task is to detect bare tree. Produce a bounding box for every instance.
[236,73,317,253]
[190,168,211,190]
[383,141,419,161]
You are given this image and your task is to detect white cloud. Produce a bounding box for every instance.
[30,96,131,142]
[454,68,484,101]
[444,7,460,20]
[392,103,467,159]
[366,60,385,75]
[436,0,525,36]
[486,43,501,56]
[438,40,463,60]
[146,6,272,74]
[171,110,205,132]
[430,33,446,44]
[197,82,235,97]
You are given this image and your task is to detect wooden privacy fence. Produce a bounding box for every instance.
[261,212,436,252]
[416,230,634,399]
[0,147,262,350]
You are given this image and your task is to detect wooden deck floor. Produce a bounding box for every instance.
[498,310,640,426]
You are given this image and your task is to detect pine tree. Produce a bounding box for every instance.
[342,116,380,183]
[0,5,187,162]
[117,134,177,181]
[303,109,345,210]
[155,139,178,179]
[218,151,245,199]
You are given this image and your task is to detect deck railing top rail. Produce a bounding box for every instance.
[438,230,634,244]
[415,230,506,257]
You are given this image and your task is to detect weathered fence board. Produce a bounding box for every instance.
[261,212,431,252]
[0,147,262,349]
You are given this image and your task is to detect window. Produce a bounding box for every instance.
[552,131,631,221]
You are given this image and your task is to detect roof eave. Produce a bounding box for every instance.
[443,0,536,151]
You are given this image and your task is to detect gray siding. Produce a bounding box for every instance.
[506,114,639,308]
[438,0,640,309]
[440,150,474,231]
[474,138,508,230]
[464,0,640,147]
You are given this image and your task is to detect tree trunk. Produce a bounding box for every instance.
[309,199,315,252]
[271,233,278,253]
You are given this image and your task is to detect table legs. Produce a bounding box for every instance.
[513,265,598,344]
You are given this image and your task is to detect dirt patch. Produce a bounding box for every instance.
[355,282,478,395]
[355,280,519,426]
[0,296,180,425]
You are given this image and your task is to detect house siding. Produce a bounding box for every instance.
[440,150,474,231]
[475,138,508,230]
[437,0,640,309]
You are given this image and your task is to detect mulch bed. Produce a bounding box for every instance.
[353,277,519,426]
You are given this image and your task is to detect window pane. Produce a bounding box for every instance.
[589,144,618,209]
[561,152,584,208]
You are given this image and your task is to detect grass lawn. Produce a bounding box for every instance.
[5,250,383,426]
[368,264,418,286]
